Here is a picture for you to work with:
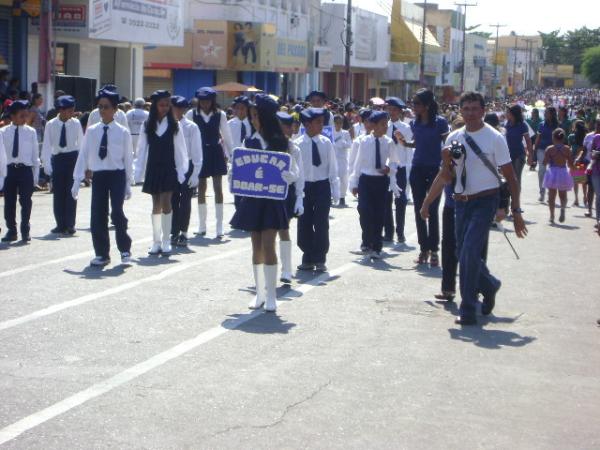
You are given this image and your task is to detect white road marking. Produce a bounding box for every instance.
[0,260,357,445]
[0,246,248,332]
[0,238,152,279]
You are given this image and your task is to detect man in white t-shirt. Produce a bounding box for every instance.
[421,92,527,326]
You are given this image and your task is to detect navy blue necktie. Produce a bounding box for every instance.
[12,126,19,158]
[241,122,247,142]
[311,139,322,167]
[59,123,67,148]
[391,124,398,144]
[375,137,381,169]
[99,125,108,160]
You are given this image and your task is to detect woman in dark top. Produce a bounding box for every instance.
[534,106,558,203]
[568,119,588,206]
[505,104,533,187]
[398,89,449,266]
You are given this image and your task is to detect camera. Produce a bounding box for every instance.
[450,140,466,159]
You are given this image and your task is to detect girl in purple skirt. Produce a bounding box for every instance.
[543,128,574,224]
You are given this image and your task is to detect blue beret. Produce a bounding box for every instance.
[96,89,120,104]
[55,95,75,109]
[232,95,250,106]
[385,97,406,109]
[195,87,216,100]
[170,95,189,108]
[368,110,389,123]
[276,111,293,125]
[7,99,29,115]
[300,107,326,123]
[358,108,373,120]
[293,104,303,113]
[151,90,171,101]
[100,84,118,93]
[254,94,279,115]
[306,90,327,101]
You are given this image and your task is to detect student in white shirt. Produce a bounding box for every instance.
[385,96,413,243]
[348,109,373,173]
[350,111,401,258]
[134,90,188,255]
[41,95,84,236]
[306,90,334,126]
[294,107,339,272]
[228,95,252,213]
[72,89,134,267]
[276,111,305,284]
[86,85,129,131]
[332,115,352,206]
[126,98,149,156]
[186,87,234,238]
[1,100,40,243]
[170,95,202,247]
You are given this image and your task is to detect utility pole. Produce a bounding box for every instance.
[343,0,353,102]
[489,23,506,99]
[523,38,535,90]
[419,0,428,87]
[455,2,477,93]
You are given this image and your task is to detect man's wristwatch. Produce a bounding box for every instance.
[512,208,524,214]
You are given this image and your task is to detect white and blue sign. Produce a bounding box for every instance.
[299,125,334,143]
[231,147,291,200]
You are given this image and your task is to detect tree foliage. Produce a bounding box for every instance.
[539,27,600,73]
[582,46,600,86]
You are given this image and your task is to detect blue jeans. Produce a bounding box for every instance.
[454,193,500,319]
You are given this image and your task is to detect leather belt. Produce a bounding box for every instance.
[8,163,29,168]
[453,188,499,202]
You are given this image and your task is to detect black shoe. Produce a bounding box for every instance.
[63,228,76,236]
[51,227,64,234]
[297,263,315,271]
[397,235,406,244]
[1,231,18,242]
[455,316,477,326]
[382,235,393,242]
[339,197,346,207]
[177,234,188,247]
[314,263,328,272]
[171,234,179,245]
[20,233,31,243]
[482,281,501,316]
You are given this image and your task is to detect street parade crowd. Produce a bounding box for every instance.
[0,80,599,325]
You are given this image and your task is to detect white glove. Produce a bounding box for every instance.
[33,169,39,187]
[125,184,132,200]
[227,170,233,190]
[177,172,186,185]
[294,195,304,216]
[71,182,80,200]
[331,182,340,205]
[188,168,200,188]
[134,172,143,185]
[0,176,4,191]
[390,181,402,198]
[281,170,297,184]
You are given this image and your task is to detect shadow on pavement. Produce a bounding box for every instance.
[414,265,443,278]
[63,264,128,279]
[223,311,296,334]
[136,255,180,267]
[448,327,536,349]
[550,223,580,230]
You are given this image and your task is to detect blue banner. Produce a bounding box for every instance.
[299,125,334,143]
[230,147,291,200]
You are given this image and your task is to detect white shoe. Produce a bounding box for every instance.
[215,203,224,237]
[161,212,173,254]
[121,252,132,264]
[149,214,162,255]
[264,264,278,312]
[279,240,292,283]
[90,256,110,266]
[197,203,207,235]
[248,264,265,309]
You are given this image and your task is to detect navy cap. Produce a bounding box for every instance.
[100,84,118,93]
[293,104,303,113]
[55,95,76,109]
[276,111,293,126]
[7,99,29,115]
[306,90,327,101]
[150,90,171,101]
[358,108,373,120]
[170,95,189,108]
[96,89,120,104]
[195,87,217,100]
[385,96,406,109]
[368,110,390,123]
[254,94,279,115]
[300,107,326,123]
[232,95,250,106]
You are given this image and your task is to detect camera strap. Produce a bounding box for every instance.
[463,132,503,185]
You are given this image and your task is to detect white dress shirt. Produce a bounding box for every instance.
[73,120,134,184]
[1,124,40,175]
[294,133,339,198]
[349,134,399,189]
[41,117,84,174]
[353,122,366,137]
[87,108,129,131]
[185,109,234,158]
[387,119,413,168]
[179,117,203,173]
[348,133,369,173]
[134,118,189,184]
[125,108,149,135]
[228,116,252,149]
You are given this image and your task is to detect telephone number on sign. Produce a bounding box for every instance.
[123,18,160,29]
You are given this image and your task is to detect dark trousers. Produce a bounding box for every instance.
[171,164,193,235]
[90,170,131,258]
[383,167,408,239]
[52,151,78,230]
[4,165,34,234]
[455,193,500,320]
[298,180,331,264]
[511,156,526,187]
[358,175,387,252]
[410,165,441,252]
[441,205,457,293]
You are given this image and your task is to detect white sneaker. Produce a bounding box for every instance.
[90,256,110,267]
[148,242,162,255]
[370,250,382,260]
[121,252,132,264]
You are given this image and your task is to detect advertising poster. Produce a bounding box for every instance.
[227,21,276,71]
[230,148,290,200]
[192,20,227,69]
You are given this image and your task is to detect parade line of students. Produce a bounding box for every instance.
[1,85,598,322]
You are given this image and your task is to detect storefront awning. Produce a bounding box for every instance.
[390,0,441,65]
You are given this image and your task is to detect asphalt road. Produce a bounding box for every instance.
[0,170,599,449]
